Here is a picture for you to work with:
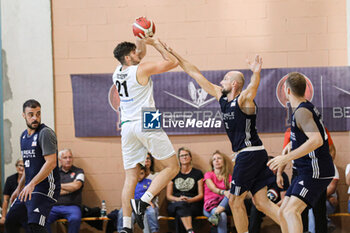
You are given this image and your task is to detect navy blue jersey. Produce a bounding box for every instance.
[291,101,334,178]
[20,124,60,200]
[220,94,263,152]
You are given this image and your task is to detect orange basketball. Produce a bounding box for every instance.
[132,17,156,39]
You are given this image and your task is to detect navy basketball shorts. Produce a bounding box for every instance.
[6,193,56,227]
[285,175,332,208]
[230,149,271,196]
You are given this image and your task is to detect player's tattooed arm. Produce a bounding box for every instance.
[159,41,222,100]
[268,108,323,171]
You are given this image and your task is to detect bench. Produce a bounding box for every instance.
[56,216,209,233]
[56,216,110,223]
[55,217,110,233]
[158,216,208,221]
[328,213,350,217]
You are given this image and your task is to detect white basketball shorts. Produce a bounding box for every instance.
[121,120,175,169]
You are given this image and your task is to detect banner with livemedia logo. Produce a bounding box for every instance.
[71,67,350,137]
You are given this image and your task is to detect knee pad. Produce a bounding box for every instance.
[28,223,48,233]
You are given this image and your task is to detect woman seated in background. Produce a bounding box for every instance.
[203,151,232,233]
[166,147,204,233]
[0,159,24,225]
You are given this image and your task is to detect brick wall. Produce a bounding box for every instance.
[52,0,349,231]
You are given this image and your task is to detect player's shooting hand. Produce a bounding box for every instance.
[143,37,156,45]
[267,155,288,172]
[247,54,263,73]
[18,182,35,202]
[276,173,284,189]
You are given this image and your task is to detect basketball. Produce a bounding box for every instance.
[132,17,156,39]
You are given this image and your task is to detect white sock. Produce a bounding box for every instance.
[140,191,154,204]
[123,216,131,229]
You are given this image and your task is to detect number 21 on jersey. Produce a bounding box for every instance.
[115,80,129,97]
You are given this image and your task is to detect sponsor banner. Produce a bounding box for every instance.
[71,67,350,137]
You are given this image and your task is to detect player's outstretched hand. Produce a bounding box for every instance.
[18,182,35,202]
[247,54,263,73]
[267,155,288,172]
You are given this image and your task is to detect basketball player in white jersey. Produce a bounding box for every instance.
[112,37,180,233]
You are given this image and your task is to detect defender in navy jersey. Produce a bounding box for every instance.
[163,43,280,233]
[268,72,334,233]
[5,99,60,233]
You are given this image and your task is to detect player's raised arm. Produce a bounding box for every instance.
[137,37,178,84]
[239,55,262,104]
[160,41,222,101]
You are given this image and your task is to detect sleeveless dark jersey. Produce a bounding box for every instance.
[291,101,334,178]
[20,124,60,200]
[219,94,263,152]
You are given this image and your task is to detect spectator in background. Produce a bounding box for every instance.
[0,159,24,225]
[248,156,289,233]
[145,153,157,180]
[167,147,204,233]
[346,164,350,213]
[144,153,160,232]
[283,127,335,233]
[308,164,339,233]
[203,151,232,233]
[325,164,339,232]
[118,158,160,233]
[46,149,84,233]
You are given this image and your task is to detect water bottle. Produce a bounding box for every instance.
[100,200,107,217]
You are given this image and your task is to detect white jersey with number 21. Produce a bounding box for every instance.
[112,64,155,122]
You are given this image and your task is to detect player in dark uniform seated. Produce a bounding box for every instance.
[46,149,84,233]
[248,156,290,233]
[5,99,60,233]
[0,159,24,225]
[268,72,334,233]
